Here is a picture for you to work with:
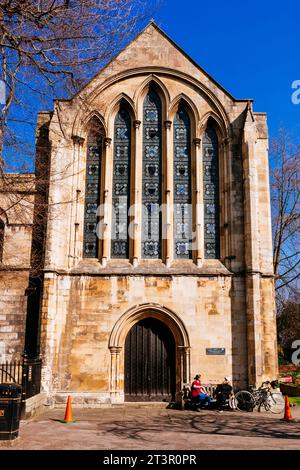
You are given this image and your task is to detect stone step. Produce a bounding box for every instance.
[112,402,169,409]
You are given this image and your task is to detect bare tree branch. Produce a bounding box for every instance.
[270,129,300,295]
[0,0,156,165]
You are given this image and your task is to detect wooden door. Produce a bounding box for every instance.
[124,318,176,401]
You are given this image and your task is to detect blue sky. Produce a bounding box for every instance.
[155,0,300,137]
[4,0,300,170]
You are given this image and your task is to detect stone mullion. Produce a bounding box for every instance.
[220,139,228,262]
[72,136,85,262]
[164,120,172,266]
[101,137,112,266]
[194,138,203,266]
[133,120,142,265]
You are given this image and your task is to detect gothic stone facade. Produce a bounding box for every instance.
[0,175,35,360]
[0,22,278,405]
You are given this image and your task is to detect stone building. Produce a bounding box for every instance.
[0,175,35,360]
[0,22,278,406]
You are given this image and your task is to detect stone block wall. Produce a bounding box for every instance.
[0,175,35,361]
[0,271,30,360]
[40,271,249,403]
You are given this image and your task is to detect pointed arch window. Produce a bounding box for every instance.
[203,125,220,259]
[111,106,131,258]
[142,88,162,258]
[173,105,192,259]
[83,118,103,258]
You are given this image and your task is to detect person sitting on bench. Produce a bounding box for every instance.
[191,374,211,408]
[215,377,233,412]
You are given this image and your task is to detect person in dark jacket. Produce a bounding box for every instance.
[215,377,233,412]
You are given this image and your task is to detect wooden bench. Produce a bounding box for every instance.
[181,383,217,399]
[180,383,236,410]
[179,383,217,410]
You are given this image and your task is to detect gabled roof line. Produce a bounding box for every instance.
[148,21,237,100]
[70,20,159,101]
[66,20,251,104]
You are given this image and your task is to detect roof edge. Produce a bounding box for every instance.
[148,21,237,101]
[64,20,249,103]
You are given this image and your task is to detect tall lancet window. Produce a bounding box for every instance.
[203,125,220,259]
[83,118,103,258]
[142,88,162,258]
[111,106,131,258]
[173,105,192,259]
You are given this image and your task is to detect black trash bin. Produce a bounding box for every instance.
[0,383,22,440]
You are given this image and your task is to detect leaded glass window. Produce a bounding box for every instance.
[142,89,162,258]
[203,125,220,258]
[83,121,102,258]
[173,106,192,259]
[111,107,131,258]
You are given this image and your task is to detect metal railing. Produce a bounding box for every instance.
[0,361,23,384]
[0,357,42,416]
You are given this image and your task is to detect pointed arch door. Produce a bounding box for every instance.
[124,317,176,402]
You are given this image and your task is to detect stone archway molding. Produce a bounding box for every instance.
[109,302,190,349]
[108,303,191,402]
[72,67,231,141]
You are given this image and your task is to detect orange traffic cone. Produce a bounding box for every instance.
[282,395,293,422]
[61,395,76,423]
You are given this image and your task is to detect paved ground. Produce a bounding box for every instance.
[1,405,300,450]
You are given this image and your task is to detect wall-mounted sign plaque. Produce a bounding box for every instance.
[206,348,225,355]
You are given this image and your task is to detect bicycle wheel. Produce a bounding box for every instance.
[235,390,255,412]
[266,392,285,414]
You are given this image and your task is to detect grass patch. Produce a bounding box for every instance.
[289,397,300,406]
[291,371,300,377]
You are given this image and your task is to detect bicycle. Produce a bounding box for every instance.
[235,380,285,414]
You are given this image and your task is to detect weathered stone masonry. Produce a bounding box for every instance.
[0,22,278,405]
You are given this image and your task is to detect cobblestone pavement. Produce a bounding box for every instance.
[1,405,300,450]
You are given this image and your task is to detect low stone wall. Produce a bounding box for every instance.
[49,392,113,408]
[23,393,47,419]
[280,383,300,397]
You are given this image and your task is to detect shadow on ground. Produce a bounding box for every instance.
[99,411,300,443]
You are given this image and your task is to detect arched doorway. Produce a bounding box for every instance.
[109,303,191,403]
[124,317,176,401]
